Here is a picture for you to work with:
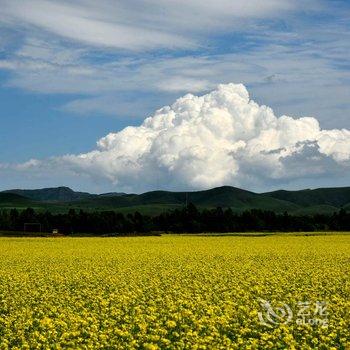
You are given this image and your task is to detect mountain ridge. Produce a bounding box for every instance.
[1,185,349,215]
[2,186,93,202]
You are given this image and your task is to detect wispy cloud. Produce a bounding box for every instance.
[0,0,193,50]
[0,0,306,51]
[2,0,346,124]
[0,34,349,128]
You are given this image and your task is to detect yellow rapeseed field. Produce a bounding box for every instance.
[0,234,349,349]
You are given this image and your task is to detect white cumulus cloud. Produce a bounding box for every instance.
[2,83,350,192]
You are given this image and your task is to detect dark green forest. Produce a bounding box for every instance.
[0,204,349,235]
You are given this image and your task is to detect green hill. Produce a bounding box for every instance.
[1,185,350,215]
[292,205,340,215]
[344,203,350,211]
[3,186,93,202]
[264,187,350,207]
[70,186,297,212]
[0,193,35,207]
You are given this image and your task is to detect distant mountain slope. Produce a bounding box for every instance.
[264,187,350,208]
[0,192,32,203]
[0,193,35,207]
[72,186,298,212]
[292,205,340,215]
[184,186,298,211]
[99,192,126,197]
[1,185,349,214]
[3,186,94,202]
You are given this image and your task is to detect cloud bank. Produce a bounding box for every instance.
[6,83,349,192]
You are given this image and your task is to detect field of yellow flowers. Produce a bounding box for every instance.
[0,234,349,349]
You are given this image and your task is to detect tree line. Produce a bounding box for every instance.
[0,204,349,235]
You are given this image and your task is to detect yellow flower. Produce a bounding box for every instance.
[165,320,177,328]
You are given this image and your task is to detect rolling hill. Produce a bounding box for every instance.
[263,187,350,207]
[1,185,349,215]
[0,193,34,206]
[3,186,93,202]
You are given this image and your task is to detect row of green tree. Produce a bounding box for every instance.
[0,205,349,234]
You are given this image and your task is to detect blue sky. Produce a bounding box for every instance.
[0,0,349,192]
